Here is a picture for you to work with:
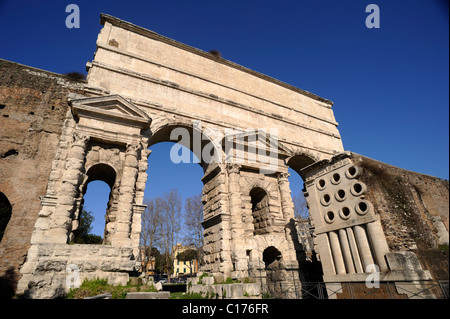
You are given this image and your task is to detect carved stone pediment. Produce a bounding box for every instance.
[70,95,152,144]
[70,94,151,129]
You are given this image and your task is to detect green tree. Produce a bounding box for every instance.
[72,209,103,244]
[156,252,173,276]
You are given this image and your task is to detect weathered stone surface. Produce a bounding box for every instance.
[154,281,163,291]
[187,278,261,299]
[0,59,85,277]
[0,13,447,300]
[301,151,448,290]
[126,291,169,299]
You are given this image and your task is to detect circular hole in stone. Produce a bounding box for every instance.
[346,165,360,179]
[358,201,368,212]
[327,211,335,221]
[318,179,326,189]
[342,206,350,217]
[348,166,356,176]
[320,192,332,206]
[332,173,341,184]
[353,183,363,194]
[337,189,346,200]
[355,200,371,215]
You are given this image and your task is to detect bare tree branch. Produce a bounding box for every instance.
[183,193,204,267]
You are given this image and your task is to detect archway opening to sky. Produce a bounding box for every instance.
[287,154,316,221]
[82,180,111,239]
[142,141,204,280]
[82,142,204,241]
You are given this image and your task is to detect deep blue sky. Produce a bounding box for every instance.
[1,1,448,236]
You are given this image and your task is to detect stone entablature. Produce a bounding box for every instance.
[87,14,344,159]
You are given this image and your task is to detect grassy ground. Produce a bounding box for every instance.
[66,278,157,299]
[169,291,206,299]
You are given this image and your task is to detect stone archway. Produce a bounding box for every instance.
[72,163,118,244]
[263,246,287,298]
[16,14,346,298]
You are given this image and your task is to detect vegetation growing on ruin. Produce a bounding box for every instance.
[66,278,157,299]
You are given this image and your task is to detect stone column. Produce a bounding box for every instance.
[200,163,234,277]
[134,138,151,205]
[277,172,300,267]
[353,224,374,271]
[366,220,389,272]
[338,228,355,274]
[47,132,90,244]
[328,231,346,274]
[111,143,140,247]
[227,163,247,278]
[346,227,364,273]
[131,204,147,266]
[315,233,336,277]
[277,172,295,221]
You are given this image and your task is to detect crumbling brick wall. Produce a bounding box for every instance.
[352,153,449,280]
[0,59,84,277]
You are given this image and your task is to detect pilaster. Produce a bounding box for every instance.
[111,142,140,247]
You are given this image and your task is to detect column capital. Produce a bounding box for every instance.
[72,132,90,147]
[126,142,140,155]
[226,163,241,175]
[277,172,290,183]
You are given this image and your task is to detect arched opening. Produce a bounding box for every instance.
[287,155,315,180]
[286,154,326,297]
[0,192,12,243]
[142,123,213,281]
[286,154,316,234]
[85,163,116,190]
[250,187,270,235]
[262,246,286,298]
[148,123,220,173]
[286,154,315,219]
[262,246,282,268]
[73,163,117,244]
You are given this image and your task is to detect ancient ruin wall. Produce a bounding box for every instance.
[352,153,449,280]
[0,59,85,276]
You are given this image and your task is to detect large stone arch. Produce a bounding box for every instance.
[5,14,445,299]
[285,152,320,179]
[145,115,226,172]
[16,14,347,298]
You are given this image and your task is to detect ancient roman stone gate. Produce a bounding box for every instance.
[16,14,441,298]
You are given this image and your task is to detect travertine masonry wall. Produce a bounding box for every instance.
[3,14,447,299]
[0,59,84,276]
[87,15,344,159]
